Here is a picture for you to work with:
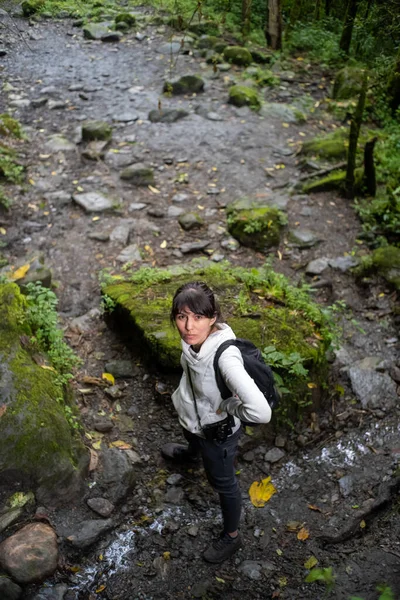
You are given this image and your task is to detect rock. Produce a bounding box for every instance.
[120,163,155,185]
[45,191,72,206]
[101,31,123,43]
[349,367,397,411]
[104,150,139,169]
[306,258,329,275]
[148,109,189,123]
[362,246,400,290]
[88,232,110,242]
[112,111,139,122]
[82,120,112,142]
[228,85,261,110]
[167,206,184,218]
[289,228,321,248]
[195,106,224,121]
[180,240,210,254]
[238,560,262,580]
[223,46,252,66]
[82,140,109,160]
[275,435,286,448]
[31,583,68,600]
[83,22,111,40]
[65,519,114,549]
[251,49,273,64]
[70,308,101,333]
[104,360,138,378]
[260,102,305,123]
[110,221,132,245]
[87,497,115,517]
[44,135,75,152]
[0,508,23,535]
[332,66,366,100]
[243,450,255,462]
[338,475,353,498]
[94,418,114,433]
[165,486,185,504]
[31,97,48,108]
[48,100,66,110]
[157,42,182,55]
[390,365,400,384]
[99,447,137,503]
[187,525,199,537]
[128,202,147,211]
[211,252,225,262]
[227,197,285,251]
[172,193,188,203]
[0,577,22,599]
[73,192,114,212]
[0,523,58,584]
[264,447,285,463]
[116,244,143,263]
[167,473,183,485]
[178,212,204,230]
[163,75,205,95]
[328,256,359,272]
[191,581,211,598]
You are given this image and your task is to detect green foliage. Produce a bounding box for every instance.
[262,345,309,393]
[100,293,116,313]
[25,283,81,428]
[0,145,24,184]
[246,67,280,87]
[286,20,344,65]
[305,566,336,592]
[0,114,24,139]
[0,189,12,211]
[350,584,395,600]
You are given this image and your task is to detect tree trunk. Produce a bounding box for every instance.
[325,0,332,16]
[364,0,373,19]
[339,0,358,55]
[345,71,368,199]
[285,0,302,39]
[314,0,322,20]
[387,50,400,115]
[362,137,378,197]
[267,0,282,50]
[242,0,253,38]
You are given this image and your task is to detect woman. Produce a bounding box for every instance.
[161,281,271,563]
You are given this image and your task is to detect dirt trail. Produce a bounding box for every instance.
[1,11,399,600]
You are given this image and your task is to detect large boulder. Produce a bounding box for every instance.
[102,263,331,419]
[81,120,112,142]
[228,85,261,110]
[332,67,366,100]
[163,75,205,96]
[223,46,252,66]
[226,197,286,250]
[0,284,87,506]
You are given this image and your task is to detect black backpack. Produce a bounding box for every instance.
[213,339,280,425]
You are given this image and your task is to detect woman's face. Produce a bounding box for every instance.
[175,306,217,350]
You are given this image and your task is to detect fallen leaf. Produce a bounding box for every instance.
[163,551,171,560]
[109,440,132,449]
[286,521,302,532]
[41,364,56,372]
[76,186,84,192]
[92,440,102,450]
[88,448,99,472]
[0,227,6,235]
[148,185,160,194]
[307,382,317,389]
[360,520,366,529]
[277,250,282,260]
[95,584,106,593]
[304,556,318,569]
[282,122,289,128]
[297,527,309,541]
[249,476,277,507]
[102,372,115,385]
[81,375,106,387]
[29,178,35,185]
[10,263,30,280]
[276,548,283,556]
[160,240,167,248]
[215,576,225,584]
[279,576,287,587]
[92,216,100,222]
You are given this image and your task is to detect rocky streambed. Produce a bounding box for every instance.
[0,5,399,600]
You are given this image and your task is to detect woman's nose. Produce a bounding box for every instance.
[185,318,193,331]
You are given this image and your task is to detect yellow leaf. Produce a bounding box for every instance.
[215,577,225,584]
[99,554,103,561]
[286,521,302,532]
[29,178,35,185]
[299,132,306,137]
[360,520,366,529]
[0,227,6,235]
[307,382,317,389]
[160,240,167,249]
[249,476,277,507]
[95,584,106,593]
[297,527,309,541]
[163,551,171,560]
[276,548,283,556]
[279,576,287,587]
[277,250,282,260]
[76,186,84,192]
[92,216,100,222]
[41,365,56,372]
[307,504,322,512]
[92,440,102,450]
[109,440,132,449]
[304,556,318,569]
[102,372,115,385]
[10,263,30,280]
[148,185,160,194]
[282,122,289,128]
[70,566,80,573]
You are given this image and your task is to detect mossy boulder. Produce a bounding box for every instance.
[103,263,332,421]
[260,102,306,123]
[21,0,44,17]
[196,35,220,49]
[301,128,349,161]
[251,49,273,64]
[0,115,23,139]
[359,246,400,290]
[82,120,112,142]
[226,197,286,251]
[223,46,253,67]
[120,163,155,185]
[332,67,366,100]
[82,22,111,40]
[115,12,136,27]
[228,85,261,110]
[0,283,87,506]
[188,20,219,36]
[163,75,205,96]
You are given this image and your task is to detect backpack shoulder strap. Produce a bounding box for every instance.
[213,339,239,400]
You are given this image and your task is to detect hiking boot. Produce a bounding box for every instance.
[203,532,243,563]
[161,443,199,463]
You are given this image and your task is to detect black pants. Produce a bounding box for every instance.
[183,427,242,533]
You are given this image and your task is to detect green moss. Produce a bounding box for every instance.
[22,0,45,16]
[332,66,366,100]
[0,114,24,139]
[0,145,24,184]
[228,85,261,110]
[223,46,253,66]
[301,128,349,161]
[163,75,205,96]
[302,170,346,193]
[115,12,136,27]
[227,203,286,250]
[357,246,400,290]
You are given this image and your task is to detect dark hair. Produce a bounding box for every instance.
[170,281,222,324]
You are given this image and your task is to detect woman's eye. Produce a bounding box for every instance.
[195,315,203,320]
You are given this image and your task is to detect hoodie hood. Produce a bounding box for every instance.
[181,323,236,367]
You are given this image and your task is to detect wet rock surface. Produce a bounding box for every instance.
[0,10,399,600]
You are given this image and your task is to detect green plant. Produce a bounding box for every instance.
[0,114,24,139]
[0,146,24,184]
[0,189,12,211]
[305,566,336,595]
[262,345,309,392]
[246,67,280,87]
[25,282,81,429]
[101,293,116,313]
[350,583,395,600]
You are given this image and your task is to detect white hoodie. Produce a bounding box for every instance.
[171,323,272,436]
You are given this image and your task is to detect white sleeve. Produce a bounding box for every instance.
[217,346,272,424]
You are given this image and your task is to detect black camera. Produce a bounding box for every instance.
[202,414,234,442]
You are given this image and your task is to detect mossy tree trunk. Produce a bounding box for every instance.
[242,0,253,37]
[387,49,400,115]
[345,71,368,199]
[362,137,377,197]
[285,0,302,39]
[339,0,358,55]
[267,0,282,50]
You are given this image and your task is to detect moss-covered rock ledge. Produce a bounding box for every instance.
[103,262,334,420]
[0,283,87,506]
